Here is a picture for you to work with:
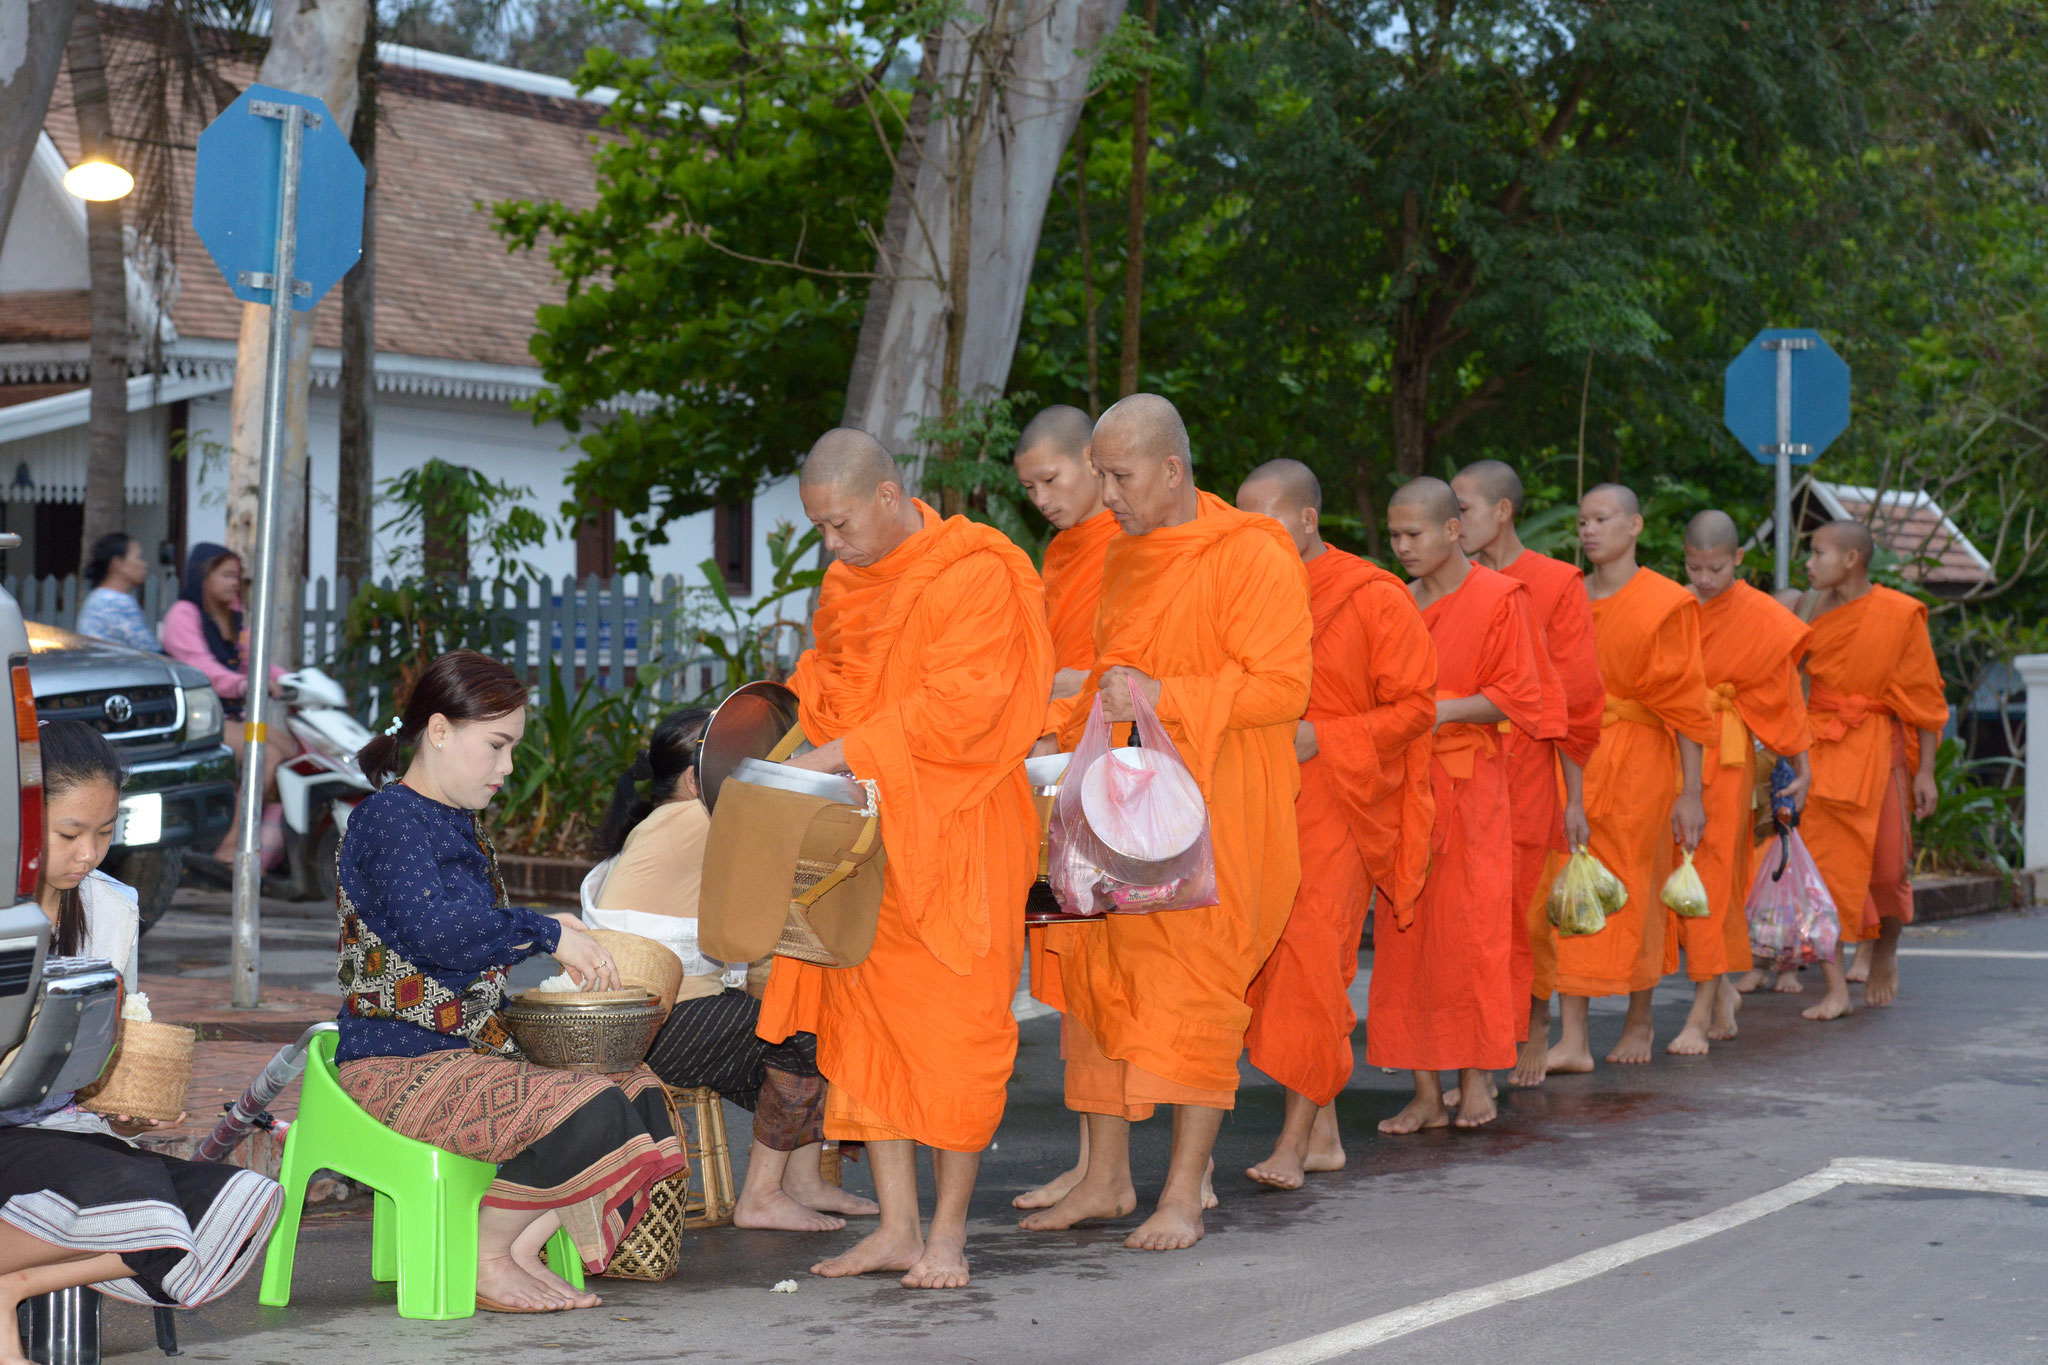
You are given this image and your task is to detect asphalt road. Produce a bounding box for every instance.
[111,902,2048,1364]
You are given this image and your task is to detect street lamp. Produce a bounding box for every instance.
[62,159,134,202]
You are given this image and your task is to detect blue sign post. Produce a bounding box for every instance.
[192,85,363,1008]
[1723,328,1850,592]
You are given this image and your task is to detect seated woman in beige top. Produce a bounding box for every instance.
[590,708,877,1233]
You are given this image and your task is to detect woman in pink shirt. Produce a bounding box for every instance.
[161,542,295,864]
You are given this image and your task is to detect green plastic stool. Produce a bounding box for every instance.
[259,1027,584,1320]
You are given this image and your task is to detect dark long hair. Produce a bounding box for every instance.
[595,707,711,859]
[39,720,125,956]
[354,651,530,789]
[83,533,135,589]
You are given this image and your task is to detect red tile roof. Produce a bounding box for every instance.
[1825,488,1991,586]
[0,292,92,345]
[24,5,601,370]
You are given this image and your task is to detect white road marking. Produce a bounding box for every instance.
[1221,1157,2048,1365]
[1896,948,2048,960]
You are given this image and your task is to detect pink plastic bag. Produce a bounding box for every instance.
[1048,679,1219,916]
[1744,826,1840,968]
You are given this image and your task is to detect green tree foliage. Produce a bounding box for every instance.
[494,0,915,571]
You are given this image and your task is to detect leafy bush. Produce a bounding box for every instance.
[1912,738,2022,878]
[491,669,648,860]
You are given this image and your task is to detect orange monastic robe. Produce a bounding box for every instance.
[1556,568,1715,998]
[1800,586,1947,944]
[1028,510,1119,1012]
[1498,550,1604,1012]
[1677,581,1812,978]
[757,503,1054,1151]
[1051,491,1312,1117]
[1366,565,1546,1071]
[1244,549,1435,1106]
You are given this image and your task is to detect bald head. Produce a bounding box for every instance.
[801,427,900,496]
[1585,482,1641,518]
[1015,405,1094,463]
[1092,393,1199,535]
[1685,509,1741,552]
[1388,476,1462,525]
[1236,459,1324,561]
[1816,518,1875,566]
[1455,460,1524,516]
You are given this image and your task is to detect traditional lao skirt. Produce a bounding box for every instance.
[337,1051,684,1270]
[0,1126,281,1307]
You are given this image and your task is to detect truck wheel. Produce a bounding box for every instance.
[114,846,187,935]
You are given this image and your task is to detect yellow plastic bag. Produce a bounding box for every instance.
[1548,847,1622,938]
[1660,849,1710,920]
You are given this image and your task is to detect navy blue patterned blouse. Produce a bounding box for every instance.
[334,782,561,1063]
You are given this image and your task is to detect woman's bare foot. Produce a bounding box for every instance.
[1451,1071,1497,1128]
[1607,1019,1655,1064]
[1512,1035,1549,1087]
[901,1232,970,1289]
[811,1225,924,1278]
[510,1245,599,1309]
[1013,1162,1086,1211]
[1772,969,1804,994]
[1544,1039,1595,1074]
[782,1169,879,1218]
[1017,1171,1138,1231]
[1125,1196,1204,1251]
[735,1188,847,1232]
[476,1254,570,1311]
[1709,979,1741,1040]
[1731,969,1765,994]
[1377,1092,1450,1135]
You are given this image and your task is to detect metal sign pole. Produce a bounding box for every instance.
[230,102,309,1010]
[1761,335,1814,595]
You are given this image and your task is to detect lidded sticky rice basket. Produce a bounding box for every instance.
[586,928,685,1016]
[80,1018,196,1124]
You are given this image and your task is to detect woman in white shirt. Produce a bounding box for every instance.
[0,722,280,1329]
[591,709,876,1232]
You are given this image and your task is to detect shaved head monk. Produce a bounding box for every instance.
[1371,477,1545,1129]
[1009,404,1118,1212]
[1549,484,1714,1071]
[761,427,1054,1288]
[1237,460,1435,1186]
[1452,460,1602,1088]
[1022,393,1312,1251]
[1787,520,1946,1013]
[1673,511,1814,1046]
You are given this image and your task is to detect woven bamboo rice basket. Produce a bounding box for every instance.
[80,1018,195,1124]
[774,859,847,966]
[587,929,685,1015]
[603,1084,736,1281]
[602,1174,688,1282]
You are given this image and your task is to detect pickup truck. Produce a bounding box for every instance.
[25,625,237,933]
[0,549,123,1118]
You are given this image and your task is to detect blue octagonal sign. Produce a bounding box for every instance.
[192,85,363,311]
[1722,328,1850,466]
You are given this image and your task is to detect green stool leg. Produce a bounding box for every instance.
[369,1191,397,1283]
[543,1226,585,1292]
[256,1130,314,1308]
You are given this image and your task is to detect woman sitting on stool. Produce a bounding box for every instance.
[588,708,878,1233]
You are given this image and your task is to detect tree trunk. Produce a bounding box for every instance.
[843,0,1129,467]
[1076,114,1100,417]
[67,1,128,575]
[840,43,936,431]
[224,0,365,667]
[1117,0,1157,398]
[0,0,80,237]
[335,6,377,586]
[1389,306,1432,478]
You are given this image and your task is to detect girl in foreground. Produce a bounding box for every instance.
[337,651,683,1313]
[0,723,281,1358]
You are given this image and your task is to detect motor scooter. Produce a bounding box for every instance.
[274,667,375,903]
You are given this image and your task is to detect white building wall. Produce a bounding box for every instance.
[180,389,807,598]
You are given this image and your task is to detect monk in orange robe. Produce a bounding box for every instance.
[1788,520,1946,1014]
[1549,485,1713,1071]
[1236,459,1435,1187]
[1020,394,1311,1252]
[761,429,1054,1289]
[1009,404,1118,1212]
[1671,510,1813,1051]
[1369,478,1545,1130]
[1453,460,1602,1089]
